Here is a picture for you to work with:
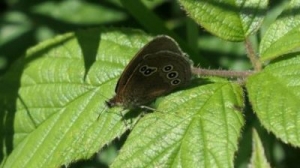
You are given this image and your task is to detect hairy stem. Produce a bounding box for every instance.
[191,67,255,78]
[245,38,262,71]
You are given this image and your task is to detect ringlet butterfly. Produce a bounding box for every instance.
[106,35,192,109]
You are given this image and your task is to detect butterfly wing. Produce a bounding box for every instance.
[118,51,192,107]
[115,36,184,94]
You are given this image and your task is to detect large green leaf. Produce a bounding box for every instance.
[179,0,268,41]
[111,81,245,168]
[259,0,300,61]
[1,28,151,167]
[246,54,300,146]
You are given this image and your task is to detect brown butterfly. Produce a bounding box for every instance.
[106,35,192,109]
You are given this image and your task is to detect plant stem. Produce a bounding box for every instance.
[245,38,262,71]
[191,67,255,78]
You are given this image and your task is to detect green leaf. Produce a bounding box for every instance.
[179,0,268,41]
[259,0,300,61]
[249,129,271,168]
[111,81,245,168]
[246,54,300,146]
[2,28,152,167]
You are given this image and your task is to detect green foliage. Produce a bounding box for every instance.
[179,0,268,41]
[259,0,300,60]
[247,54,300,146]
[1,0,300,168]
[249,129,271,168]
[112,81,244,167]
[1,29,145,167]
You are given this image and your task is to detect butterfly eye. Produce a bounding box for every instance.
[163,65,173,72]
[139,65,147,72]
[171,79,181,85]
[144,68,156,76]
[139,65,157,76]
[167,71,178,79]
